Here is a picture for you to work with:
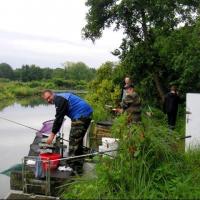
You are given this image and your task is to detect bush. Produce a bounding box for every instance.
[0,78,10,82]
[53,78,78,88]
[62,109,200,199]
[9,86,38,97]
[27,81,43,88]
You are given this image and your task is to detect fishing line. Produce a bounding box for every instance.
[0,116,103,155]
[0,116,40,132]
[0,116,81,145]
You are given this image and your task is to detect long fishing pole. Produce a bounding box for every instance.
[26,148,120,164]
[0,116,41,132]
[0,116,101,155]
[0,116,80,144]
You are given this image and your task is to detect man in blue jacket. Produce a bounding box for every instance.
[42,90,93,166]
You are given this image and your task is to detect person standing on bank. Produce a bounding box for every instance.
[120,76,133,102]
[163,85,181,130]
[42,90,93,165]
[115,84,142,124]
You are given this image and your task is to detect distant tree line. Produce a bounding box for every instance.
[0,62,96,82]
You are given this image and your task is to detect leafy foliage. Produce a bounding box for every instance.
[62,108,200,199]
[63,61,96,81]
[83,0,200,103]
[0,63,14,80]
[85,62,121,121]
[154,21,200,94]
[0,62,96,83]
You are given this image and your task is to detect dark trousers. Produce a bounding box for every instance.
[68,117,91,171]
[167,112,177,130]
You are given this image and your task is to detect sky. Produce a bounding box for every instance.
[0,0,124,69]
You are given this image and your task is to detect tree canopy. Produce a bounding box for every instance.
[83,0,200,103]
[0,63,14,80]
[0,62,96,83]
[63,61,96,81]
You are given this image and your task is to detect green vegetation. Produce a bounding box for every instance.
[0,79,89,101]
[62,87,199,199]
[83,0,200,104]
[0,61,96,83]
[61,88,200,199]
[85,62,121,121]
[0,80,39,101]
[60,54,199,198]
[0,61,95,102]
[0,61,95,103]
[62,113,200,199]
[1,0,200,198]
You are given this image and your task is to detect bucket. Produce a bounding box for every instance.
[39,153,61,171]
[102,137,119,148]
[100,137,119,157]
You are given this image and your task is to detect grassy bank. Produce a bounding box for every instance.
[0,81,41,101]
[61,106,200,199]
[0,79,88,102]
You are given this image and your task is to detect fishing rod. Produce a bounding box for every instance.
[26,148,120,164]
[0,116,41,132]
[0,116,83,145]
[178,135,192,140]
[58,148,119,161]
[0,116,107,156]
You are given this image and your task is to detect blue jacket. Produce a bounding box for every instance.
[52,93,93,134]
[56,93,93,119]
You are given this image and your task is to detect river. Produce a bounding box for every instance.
[0,101,71,198]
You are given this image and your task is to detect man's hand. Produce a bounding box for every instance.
[47,132,55,145]
[112,108,123,113]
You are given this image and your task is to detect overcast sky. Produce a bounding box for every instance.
[0,0,124,69]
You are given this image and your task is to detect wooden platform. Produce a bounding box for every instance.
[91,121,113,147]
[10,166,72,196]
[94,121,112,138]
[6,192,58,199]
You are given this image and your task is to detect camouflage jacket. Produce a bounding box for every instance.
[121,92,142,123]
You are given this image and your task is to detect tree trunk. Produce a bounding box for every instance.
[141,9,148,41]
[153,73,165,103]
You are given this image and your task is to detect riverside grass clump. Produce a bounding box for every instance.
[0,79,89,102]
[8,85,38,97]
[0,81,40,100]
[85,79,121,121]
[62,111,200,199]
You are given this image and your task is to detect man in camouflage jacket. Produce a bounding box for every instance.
[114,84,142,124]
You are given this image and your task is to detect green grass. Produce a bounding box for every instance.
[0,81,40,100]
[0,79,88,101]
[61,108,200,199]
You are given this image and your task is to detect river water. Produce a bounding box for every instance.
[0,102,71,198]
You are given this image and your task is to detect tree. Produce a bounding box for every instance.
[0,63,14,80]
[83,0,200,102]
[42,68,53,79]
[96,61,115,82]
[88,61,119,99]
[154,20,200,94]
[13,68,22,81]
[52,68,65,79]
[14,65,44,82]
[63,61,96,81]
[87,62,121,115]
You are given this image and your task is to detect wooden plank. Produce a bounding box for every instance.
[6,192,58,200]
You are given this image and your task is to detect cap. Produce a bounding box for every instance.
[124,84,134,89]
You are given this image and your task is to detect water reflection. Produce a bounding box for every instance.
[0,92,86,111]
[0,96,46,112]
[0,99,71,198]
[15,96,46,108]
